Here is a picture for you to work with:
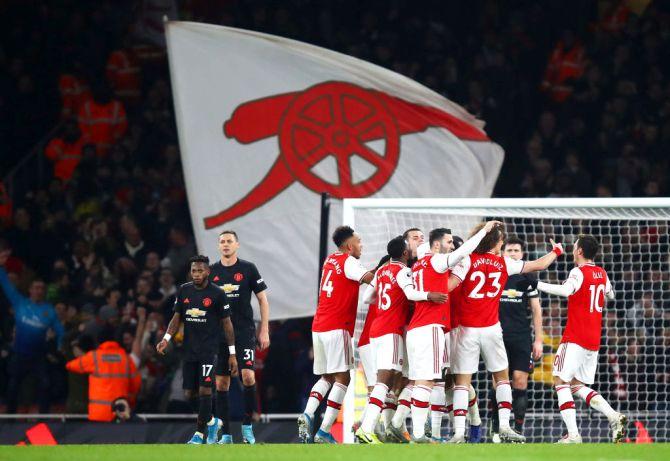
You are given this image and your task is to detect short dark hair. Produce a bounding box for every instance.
[375,254,392,271]
[332,226,355,248]
[219,230,238,241]
[452,235,464,250]
[504,236,525,251]
[576,235,599,259]
[189,255,210,266]
[429,228,452,246]
[387,235,407,259]
[472,222,506,254]
[402,227,422,240]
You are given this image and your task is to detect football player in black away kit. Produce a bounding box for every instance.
[157,255,238,444]
[210,230,270,444]
[489,237,544,440]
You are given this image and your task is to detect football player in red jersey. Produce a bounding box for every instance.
[447,222,563,443]
[298,226,374,444]
[384,228,426,442]
[352,254,389,438]
[355,236,448,443]
[405,221,500,442]
[520,235,626,444]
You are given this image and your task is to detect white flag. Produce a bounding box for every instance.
[166,21,503,320]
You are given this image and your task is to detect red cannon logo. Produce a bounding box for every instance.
[204,81,487,229]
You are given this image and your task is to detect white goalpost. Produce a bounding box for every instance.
[342,197,670,443]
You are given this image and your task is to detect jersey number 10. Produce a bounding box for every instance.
[588,284,605,313]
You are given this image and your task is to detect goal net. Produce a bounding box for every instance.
[342,197,670,443]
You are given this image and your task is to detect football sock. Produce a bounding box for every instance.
[445,385,454,424]
[496,380,512,431]
[361,382,388,433]
[429,383,446,438]
[571,384,618,420]
[452,385,469,437]
[197,394,212,433]
[243,384,256,425]
[512,388,528,432]
[489,387,499,432]
[392,385,413,429]
[216,390,231,434]
[320,382,347,432]
[382,392,397,428]
[468,384,481,426]
[556,384,579,436]
[304,378,331,417]
[410,385,432,439]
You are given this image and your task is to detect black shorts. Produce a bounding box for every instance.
[183,355,217,390]
[503,335,534,374]
[216,330,256,376]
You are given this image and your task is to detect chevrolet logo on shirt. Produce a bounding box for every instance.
[185,308,206,317]
[221,284,240,294]
[502,289,522,298]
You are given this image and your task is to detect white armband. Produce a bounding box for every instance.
[163,333,172,342]
[228,345,236,354]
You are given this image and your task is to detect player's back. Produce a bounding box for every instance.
[313,252,361,334]
[370,261,411,337]
[563,263,610,351]
[409,254,449,330]
[454,252,509,328]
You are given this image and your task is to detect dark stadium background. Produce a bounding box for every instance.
[0,0,668,426]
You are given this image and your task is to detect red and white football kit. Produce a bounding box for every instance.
[362,261,427,375]
[358,301,378,386]
[312,252,368,375]
[546,264,613,384]
[450,252,525,374]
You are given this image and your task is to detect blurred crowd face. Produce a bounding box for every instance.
[29,280,46,302]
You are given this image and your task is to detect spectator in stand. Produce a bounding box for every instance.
[45,119,86,183]
[77,80,128,156]
[163,225,195,279]
[541,29,586,102]
[119,215,149,266]
[65,310,144,422]
[0,248,64,413]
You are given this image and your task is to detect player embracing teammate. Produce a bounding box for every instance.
[447,222,564,443]
[519,235,627,443]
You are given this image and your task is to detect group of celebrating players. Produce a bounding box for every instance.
[298,221,628,444]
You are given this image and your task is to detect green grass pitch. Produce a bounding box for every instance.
[1,444,669,461]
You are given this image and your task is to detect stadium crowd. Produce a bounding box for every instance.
[1,0,669,420]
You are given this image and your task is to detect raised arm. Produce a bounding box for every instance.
[0,252,25,307]
[518,267,582,298]
[446,220,502,268]
[362,273,377,304]
[520,239,563,274]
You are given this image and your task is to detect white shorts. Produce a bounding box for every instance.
[552,342,598,385]
[406,324,445,380]
[358,343,376,387]
[370,333,405,374]
[312,329,354,375]
[443,331,452,370]
[451,323,508,374]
